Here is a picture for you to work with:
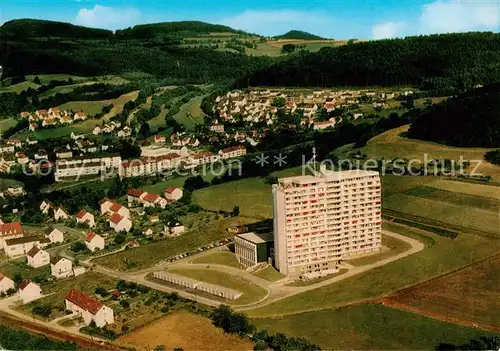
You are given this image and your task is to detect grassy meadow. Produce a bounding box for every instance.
[191,252,243,268]
[385,253,500,328]
[246,223,500,317]
[251,304,495,350]
[93,213,256,271]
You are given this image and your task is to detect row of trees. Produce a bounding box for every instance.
[211,305,319,350]
[239,32,500,90]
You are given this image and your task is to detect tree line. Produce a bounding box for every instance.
[237,32,500,91]
[407,84,500,147]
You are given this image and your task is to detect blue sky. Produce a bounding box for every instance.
[1,0,498,39]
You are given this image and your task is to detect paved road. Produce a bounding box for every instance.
[85,230,424,311]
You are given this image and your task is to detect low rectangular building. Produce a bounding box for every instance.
[153,271,242,300]
[234,232,274,268]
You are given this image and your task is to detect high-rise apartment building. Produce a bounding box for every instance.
[272,167,382,278]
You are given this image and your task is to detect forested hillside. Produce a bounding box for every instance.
[407,84,500,147]
[0,19,113,38]
[241,32,500,90]
[274,30,325,40]
[115,21,247,39]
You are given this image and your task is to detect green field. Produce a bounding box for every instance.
[193,177,272,219]
[383,193,498,235]
[346,235,411,266]
[57,100,107,115]
[0,81,40,93]
[0,178,24,190]
[143,172,217,195]
[0,118,19,131]
[403,186,499,211]
[251,304,495,350]
[173,95,207,131]
[246,224,500,317]
[26,74,86,84]
[167,267,267,305]
[352,125,499,181]
[94,214,255,271]
[285,269,349,287]
[0,261,50,281]
[426,179,500,199]
[191,252,243,268]
[253,265,285,282]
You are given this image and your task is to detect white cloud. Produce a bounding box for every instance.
[371,21,405,39]
[419,0,499,34]
[217,10,331,37]
[74,5,141,30]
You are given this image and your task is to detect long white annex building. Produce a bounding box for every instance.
[272,166,382,278]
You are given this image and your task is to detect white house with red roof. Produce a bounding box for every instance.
[0,222,23,250]
[51,257,74,279]
[18,280,42,304]
[65,289,114,327]
[218,145,247,160]
[109,214,132,233]
[100,198,130,219]
[0,273,15,294]
[127,188,146,206]
[45,227,64,243]
[154,135,166,144]
[26,246,50,268]
[85,233,105,252]
[164,187,183,202]
[75,210,95,228]
[142,192,168,209]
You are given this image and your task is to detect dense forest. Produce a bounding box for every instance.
[407,84,500,147]
[274,30,326,40]
[241,32,500,90]
[3,20,500,90]
[0,19,113,38]
[115,21,248,39]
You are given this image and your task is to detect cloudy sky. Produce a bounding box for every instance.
[1,0,499,39]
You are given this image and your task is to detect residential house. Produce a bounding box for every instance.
[143,228,154,236]
[117,127,132,138]
[26,247,50,268]
[218,145,247,160]
[85,233,105,252]
[51,257,74,279]
[54,207,70,221]
[54,147,72,159]
[0,222,23,250]
[18,280,42,304]
[4,236,49,258]
[164,187,183,202]
[65,289,114,327]
[127,188,146,207]
[100,198,130,218]
[142,193,168,209]
[45,227,64,244]
[0,273,15,294]
[76,210,95,228]
[109,214,132,233]
[209,121,224,133]
[16,151,29,164]
[154,135,166,144]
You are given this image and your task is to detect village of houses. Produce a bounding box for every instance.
[0,87,413,337]
[0,87,412,181]
[0,180,187,331]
